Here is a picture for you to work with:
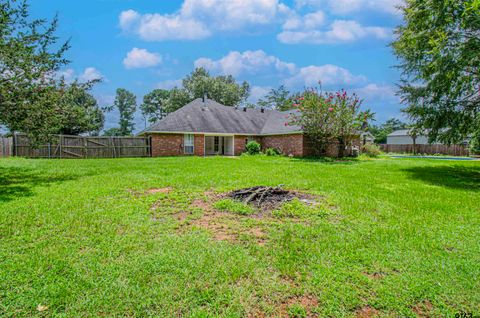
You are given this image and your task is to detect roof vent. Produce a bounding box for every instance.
[202,92,207,103]
[260,107,265,113]
[243,107,247,112]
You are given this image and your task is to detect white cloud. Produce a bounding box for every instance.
[156,79,183,89]
[284,64,366,88]
[119,9,140,30]
[249,86,272,103]
[57,67,105,82]
[194,50,296,77]
[123,48,162,69]
[119,0,285,41]
[278,20,391,44]
[79,67,104,82]
[283,10,326,30]
[295,0,403,15]
[353,84,399,102]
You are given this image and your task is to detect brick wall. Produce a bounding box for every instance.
[194,134,204,156]
[262,134,304,157]
[151,134,183,157]
[234,135,247,156]
[303,135,362,157]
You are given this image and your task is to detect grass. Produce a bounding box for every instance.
[0,156,479,317]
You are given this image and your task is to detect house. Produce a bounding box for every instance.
[140,97,361,157]
[387,129,438,145]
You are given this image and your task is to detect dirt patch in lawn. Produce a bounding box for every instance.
[228,186,323,212]
[129,187,172,197]
[412,300,434,317]
[355,305,380,318]
[277,294,319,317]
[363,271,386,280]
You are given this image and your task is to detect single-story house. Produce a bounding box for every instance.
[361,132,375,144]
[140,98,361,157]
[386,129,439,145]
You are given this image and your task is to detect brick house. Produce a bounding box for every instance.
[140,98,360,157]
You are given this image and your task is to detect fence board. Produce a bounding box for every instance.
[13,134,151,159]
[380,144,469,156]
[0,137,13,157]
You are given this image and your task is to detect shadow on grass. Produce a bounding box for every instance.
[404,165,480,191]
[289,156,361,165]
[0,167,82,202]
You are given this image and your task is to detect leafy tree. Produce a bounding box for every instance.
[163,87,191,114]
[290,88,373,157]
[392,0,480,144]
[58,80,104,135]
[102,127,122,136]
[369,118,408,143]
[109,88,137,136]
[0,0,71,143]
[258,85,294,111]
[140,89,170,126]
[163,68,250,112]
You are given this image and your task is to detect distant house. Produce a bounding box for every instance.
[361,132,375,145]
[386,129,438,145]
[140,98,361,157]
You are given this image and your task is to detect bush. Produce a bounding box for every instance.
[265,147,281,156]
[361,143,382,157]
[469,134,480,155]
[245,141,261,155]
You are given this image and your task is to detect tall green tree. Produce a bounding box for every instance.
[140,89,170,125]
[392,0,480,144]
[164,68,250,112]
[258,85,294,111]
[110,89,137,135]
[0,0,71,143]
[58,80,104,135]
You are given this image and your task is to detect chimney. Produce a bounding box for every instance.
[261,107,265,113]
[202,92,207,103]
[243,107,247,112]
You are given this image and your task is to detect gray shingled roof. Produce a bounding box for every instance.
[387,129,411,137]
[140,98,302,135]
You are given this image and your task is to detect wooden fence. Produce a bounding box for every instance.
[13,134,151,159]
[379,144,469,156]
[0,137,13,157]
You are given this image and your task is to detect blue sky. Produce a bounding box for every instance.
[31,0,405,132]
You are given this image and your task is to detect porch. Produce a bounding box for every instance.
[204,135,234,156]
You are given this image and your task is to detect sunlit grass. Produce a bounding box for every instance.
[0,156,479,317]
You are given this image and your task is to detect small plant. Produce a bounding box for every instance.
[265,147,281,156]
[361,143,382,157]
[245,141,261,155]
[213,199,255,215]
[272,198,326,219]
[288,304,307,318]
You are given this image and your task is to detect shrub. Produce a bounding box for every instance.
[265,147,281,156]
[361,143,382,157]
[469,134,480,155]
[213,199,254,215]
[245,141,261,155]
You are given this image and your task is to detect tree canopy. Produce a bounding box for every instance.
[163,68,250,113]
[109,89,137,136]
[140,89,170,125]
[0,0,104,143]
[258,85,295,111]
[392,0,480,144]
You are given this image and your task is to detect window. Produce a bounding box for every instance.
[214,136,219,153]
[184,134,194,154]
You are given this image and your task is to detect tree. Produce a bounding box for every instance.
[58,80,104,135]
[290,88,373,157]
[140,89,170,126]
[369,118,408,143]
[110,89,136,135]
[162,68,250,112]
[0,0,71,143]
[102,128,122,136]
[392,0,480,144]
[258,85,294,111]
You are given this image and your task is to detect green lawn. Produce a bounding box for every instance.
[0,156,479,317]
